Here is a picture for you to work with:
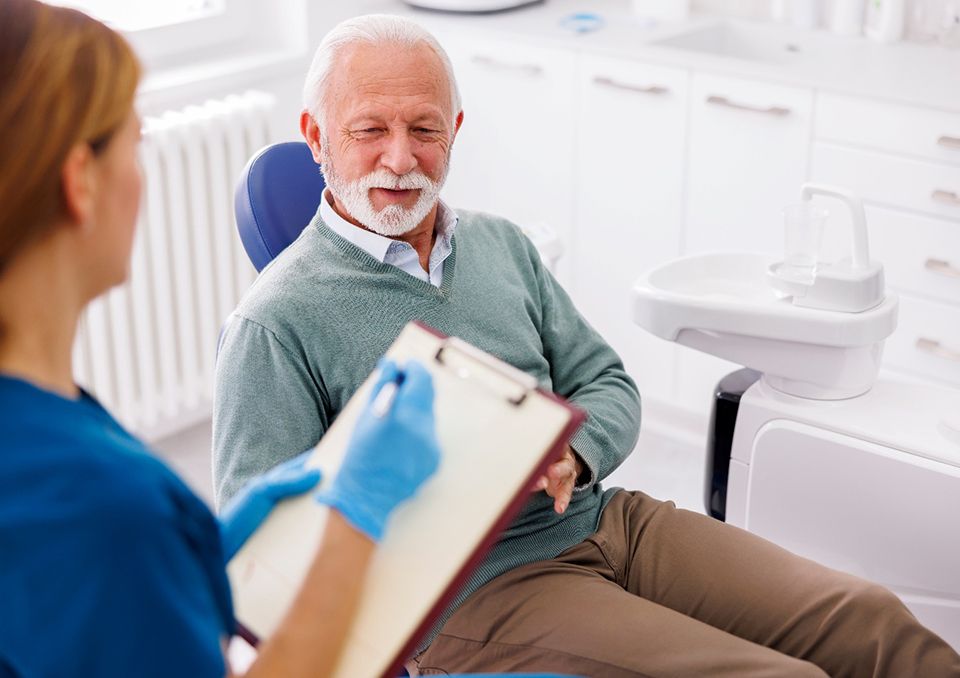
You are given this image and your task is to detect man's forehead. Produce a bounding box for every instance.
[337,43,444,86]
[328,42,452,121]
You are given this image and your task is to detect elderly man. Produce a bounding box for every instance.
[213,14,960,677]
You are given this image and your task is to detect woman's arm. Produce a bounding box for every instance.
[225,360,440,677]
[244,511,374,678]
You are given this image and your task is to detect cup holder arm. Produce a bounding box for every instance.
[799,182,870,271]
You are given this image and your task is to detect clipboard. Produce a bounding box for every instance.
[226,321,586,677]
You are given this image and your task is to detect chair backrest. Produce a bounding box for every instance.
[234,141,325,272]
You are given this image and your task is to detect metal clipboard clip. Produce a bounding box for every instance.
[434,337,538,407]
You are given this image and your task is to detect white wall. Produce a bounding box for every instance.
[135,1,396,143]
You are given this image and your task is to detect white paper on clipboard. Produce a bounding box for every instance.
[226,321,585,678]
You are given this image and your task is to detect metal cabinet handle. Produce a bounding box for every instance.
[706,95,790,117]
[593,76,669,96]
[471,55,543,77]
[916,337,960,363]
[938,135,960,151]
[932,189,960,206]
[925,258,960,278]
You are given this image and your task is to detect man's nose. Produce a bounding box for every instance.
[380,132,418,176]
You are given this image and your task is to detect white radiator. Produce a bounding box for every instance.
[72,90,276,441]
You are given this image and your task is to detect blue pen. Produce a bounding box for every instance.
[371,370,404,418]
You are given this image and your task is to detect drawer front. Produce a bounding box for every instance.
[812,142,960,220]
[884,295,960,387]
[816,93,960,166]
[869,207,960,306]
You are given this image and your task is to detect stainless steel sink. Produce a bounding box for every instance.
[652,21,806,63]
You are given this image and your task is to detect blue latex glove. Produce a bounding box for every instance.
[317,359,441,542]
[218,450,322,562]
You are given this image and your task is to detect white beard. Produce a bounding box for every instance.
[320,144,449,237]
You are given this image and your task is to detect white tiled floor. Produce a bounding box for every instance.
[152,418,708,515]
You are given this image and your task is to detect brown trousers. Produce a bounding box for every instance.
[414,491,960,677]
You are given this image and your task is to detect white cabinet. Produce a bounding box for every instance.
[816,92,960,166]
[868,206,960,305]
[885,295,960,385]
[685,73,814,255]
[419,24,959,422]
[812,143,960,221]
[572,55,689,407]
[436,33,578,285]
[810,95,960,390]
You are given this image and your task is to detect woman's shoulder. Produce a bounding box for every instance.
[0,385,231,675]
[0,376,213,532]
[0,381,227,606]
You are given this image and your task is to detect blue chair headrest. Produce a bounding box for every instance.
[234,141,325,272]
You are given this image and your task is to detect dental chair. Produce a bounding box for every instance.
[235,141,324,272]
[633,184,960,652]
[232,142,573,678]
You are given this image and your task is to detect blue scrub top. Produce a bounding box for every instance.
[0,375,233,677]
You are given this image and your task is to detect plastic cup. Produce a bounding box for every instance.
[780,203,828,284]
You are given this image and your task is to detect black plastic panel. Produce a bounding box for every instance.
[705,368,761,521]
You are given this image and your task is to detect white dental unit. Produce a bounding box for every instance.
[633,183,960,650]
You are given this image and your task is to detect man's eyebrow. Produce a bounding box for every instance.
[344,115,384,127]
[343,108,389,124]
[343,108,447,127]
[410,114,446,126]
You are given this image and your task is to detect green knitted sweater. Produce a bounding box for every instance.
[212,208,641,648]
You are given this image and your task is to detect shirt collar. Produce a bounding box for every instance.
[320,191,391,262]
[319,189,458,263]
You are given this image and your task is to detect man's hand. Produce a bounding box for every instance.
[532,445,583,514]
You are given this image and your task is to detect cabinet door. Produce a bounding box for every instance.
[679,74,813,417]
[685,73,813,255]
[574,55,688,406]
[437,33,578,285]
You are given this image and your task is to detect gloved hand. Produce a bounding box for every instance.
[218,450,322,562]
[317,359,441,542]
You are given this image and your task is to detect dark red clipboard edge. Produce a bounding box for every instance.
[233,321,589,677]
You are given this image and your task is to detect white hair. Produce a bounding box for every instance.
[302,14,462,133]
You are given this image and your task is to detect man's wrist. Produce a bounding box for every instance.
[570,448,590,487]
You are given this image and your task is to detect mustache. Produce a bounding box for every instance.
[356,168,435,191]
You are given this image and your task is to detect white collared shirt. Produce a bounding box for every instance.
[320,190,458,287]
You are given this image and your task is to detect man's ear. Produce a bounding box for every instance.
[300,110,324,164]
[61,144,95,229]
[452,110,464,145]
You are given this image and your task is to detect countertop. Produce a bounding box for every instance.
[355,0,960,114]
